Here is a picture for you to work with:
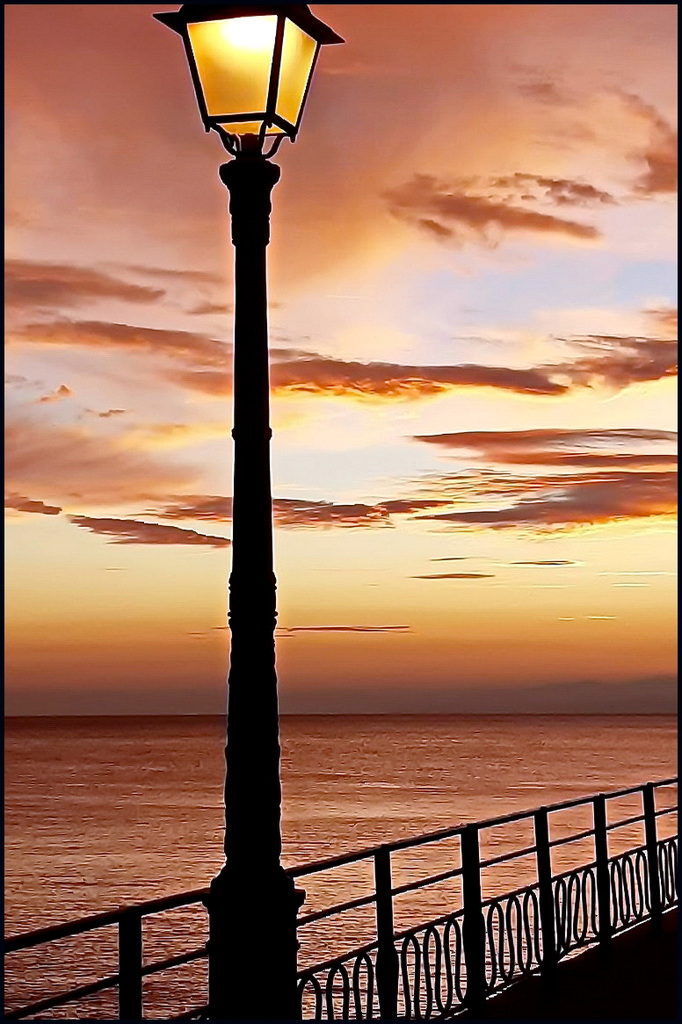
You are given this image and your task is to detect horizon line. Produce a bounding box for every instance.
[5,710,678,719]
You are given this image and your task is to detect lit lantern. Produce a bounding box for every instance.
[154,5,343,143]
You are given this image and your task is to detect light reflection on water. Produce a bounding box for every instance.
[4,714,677,1017]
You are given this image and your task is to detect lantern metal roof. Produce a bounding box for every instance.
[153,5,344,46]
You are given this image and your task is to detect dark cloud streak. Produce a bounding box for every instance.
[412,572,495,579]
[151,494,452,529]
[413,427,677,467]
[417,470,677,529]
[5,492,62,516]
[279,625,411,634]
[69,516,230,548]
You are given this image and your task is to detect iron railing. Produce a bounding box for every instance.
[4,777,677,1020]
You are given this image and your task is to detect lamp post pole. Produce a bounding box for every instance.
[152,7,343,1018]
[205,142,303,1021]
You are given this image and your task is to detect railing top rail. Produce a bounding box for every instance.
[5,775,677,953]
[652,777,678,788]
[291,776,677,877]
[601,779,675,800]
[289,806,545,878]
[4,970,120,1019]
[4,886,208,953]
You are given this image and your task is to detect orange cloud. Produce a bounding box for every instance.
[13,319,230,367]
[270,355,567,397]
[647,306,677,335]
[5,492,61,516]
[5,413,198,507]
[151,494,451,529]
[274,500,387,528]
[13,304,675,403]
[385,173,601,246]
[68,516,230,548]
[156,494,393,529]
[414,427,677,468]
[620,93,677,196]
[552,333,677,389]
[5,259,163,310]
[188,301,234,316]
[416,469,677,530]
[491,174,615,207]
[36,384,73,404]
[168,356,568,399]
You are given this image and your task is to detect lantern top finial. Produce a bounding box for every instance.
[154,5,344,45]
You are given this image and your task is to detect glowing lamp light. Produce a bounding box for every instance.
[154,4,343,142]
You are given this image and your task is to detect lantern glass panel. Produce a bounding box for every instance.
[276,19,317,127]
[187,15,277,120]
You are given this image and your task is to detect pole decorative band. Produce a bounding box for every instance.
[220,157,281,248]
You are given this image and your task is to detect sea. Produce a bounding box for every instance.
[4,714,678,1018]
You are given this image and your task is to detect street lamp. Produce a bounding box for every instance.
[154,4,342,1020]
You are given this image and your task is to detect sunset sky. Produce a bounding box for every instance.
[5,4,677,715]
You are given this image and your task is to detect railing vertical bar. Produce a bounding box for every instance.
[643,782,663,928]
[374,846,399,1021]
[119,909,143,1020]
[534,807,557,976]
[593,795,612,945]
[461,824,487,1016]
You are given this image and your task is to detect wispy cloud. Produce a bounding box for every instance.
[151,494,451,529]
[510,560,579,566]
[5,413,198,507]
[11,303,676,405]
[174,314,677,400]
[385,173,603,247]
[279,625,411,634]
[13,318,231,367]
[36,384,73,404]
[621,93,677,196]
[5,260,164,310]
[160,494,393,529]
[491,173,615,207]
[516,80,573,106]
[90,408,127,419]
[5,492,62,516]
[412,572,495,579]
[108,264,224,286]
[413,427,677,467]
[68,516,230,547]
[416,469,677,530]
[647,307,677,335]
[270,355,567,398]
[430,556,472,561]
[169,356,567,399]
[553,332,677,390]
[188,301,234,316]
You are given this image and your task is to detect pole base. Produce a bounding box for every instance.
[205,864,305,1020]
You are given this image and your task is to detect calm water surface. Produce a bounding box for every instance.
[4,714,677,1018]
[5,714,677,931]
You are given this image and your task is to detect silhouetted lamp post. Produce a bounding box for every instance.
[154,4,342,1020]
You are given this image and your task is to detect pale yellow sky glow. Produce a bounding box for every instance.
[5,5,677,714]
